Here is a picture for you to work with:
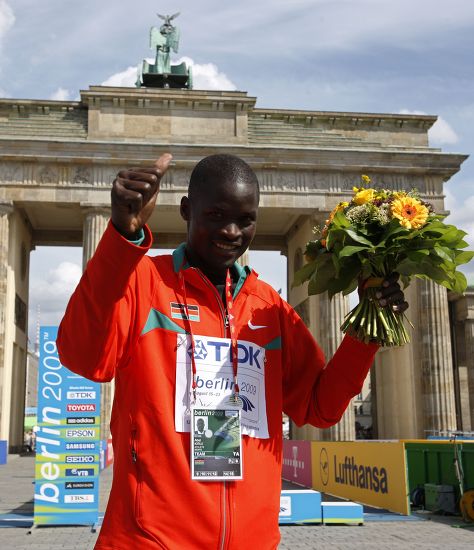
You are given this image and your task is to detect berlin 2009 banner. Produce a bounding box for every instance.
[33,326,101,526]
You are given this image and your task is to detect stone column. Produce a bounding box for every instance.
[319,292,355,440]
[82,206,110,270]
[464,318,474,430]
[82,206,113,439]
[0,202,14,441]
[418,280,457,434]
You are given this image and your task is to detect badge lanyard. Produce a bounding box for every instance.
[179,268,240,404]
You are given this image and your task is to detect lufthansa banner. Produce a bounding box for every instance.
[33,327,101,526]
[311,441,409,515]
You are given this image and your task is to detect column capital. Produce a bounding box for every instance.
[80,202,110,217]
[0,201,14,216]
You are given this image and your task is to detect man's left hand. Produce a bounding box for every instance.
[359,273,409,313]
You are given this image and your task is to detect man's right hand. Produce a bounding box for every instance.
[111,153,173,240]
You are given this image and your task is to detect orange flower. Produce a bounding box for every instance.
[320,239,327,247]
[391,196,429,229]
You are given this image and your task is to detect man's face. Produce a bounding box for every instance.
[197,418,205,432]
[181,177,258,282]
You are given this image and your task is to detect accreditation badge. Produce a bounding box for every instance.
[191,407,243,481]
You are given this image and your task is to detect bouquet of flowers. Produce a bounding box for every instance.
[293,176,474,346]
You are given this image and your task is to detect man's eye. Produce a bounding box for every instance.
[209,212,224,220]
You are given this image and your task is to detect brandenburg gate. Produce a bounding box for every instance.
[0,85,471,451]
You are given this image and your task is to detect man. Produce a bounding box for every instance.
[57,153,406,549]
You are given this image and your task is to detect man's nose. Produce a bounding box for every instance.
[221,222,241,238]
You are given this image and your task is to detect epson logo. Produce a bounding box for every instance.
[66,417,95,425]
[66,391,96,400]
[67,404,96,412]
[188,340,262,369]
[66,429,96,438]
[65,468,94,477]
[65,455,95,463]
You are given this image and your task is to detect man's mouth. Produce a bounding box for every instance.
[214,242,239,251]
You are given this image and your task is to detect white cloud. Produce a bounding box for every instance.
[101,65,138,87]
[29,261,81,316]
[101,57,236,91]
[0,1,14,42]
[429,117,459,145]
[444,186,474,284]
[176,56,236,90]
[49,87,71,101]
[399,109,459,145]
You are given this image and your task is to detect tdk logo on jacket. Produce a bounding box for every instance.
[188,339,262,370]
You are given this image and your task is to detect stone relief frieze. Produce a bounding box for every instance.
[0,163,22,184]
[73,167,91,185]
[38,165,58,184]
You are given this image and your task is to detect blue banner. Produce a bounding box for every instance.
[33,326,101,526]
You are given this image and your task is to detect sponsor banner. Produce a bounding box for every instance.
[311,441,409,515]
[282,440,312,488]
[34,327,101,526]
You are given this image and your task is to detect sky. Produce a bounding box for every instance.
[0,0,473,346]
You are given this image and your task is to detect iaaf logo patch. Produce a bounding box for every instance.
[171,302,200,322]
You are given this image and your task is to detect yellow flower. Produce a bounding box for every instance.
[353,188,375,205]
[328,201,349,223]
[391,196,429,229]
[361,175,371,184]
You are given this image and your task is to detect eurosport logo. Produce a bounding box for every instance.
[66,403,96,412]
[65,468,95,477]
[64,494,94,503]
[65,429,96,438]
[66,391,96,400]
[65,481,95,490]
[65,455,95,463]
[66,417,95,425]
[187,339,262,369]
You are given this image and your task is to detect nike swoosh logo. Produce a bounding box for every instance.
[248,321,267,330]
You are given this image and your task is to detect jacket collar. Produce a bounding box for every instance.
[172,243,252,298]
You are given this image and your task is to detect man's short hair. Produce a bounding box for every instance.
[188,154,259,201]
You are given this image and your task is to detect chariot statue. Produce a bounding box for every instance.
[136,12,192,89]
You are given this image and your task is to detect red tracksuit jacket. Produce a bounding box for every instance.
[57,222,377,550]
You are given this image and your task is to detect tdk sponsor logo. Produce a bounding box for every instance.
[67,403,96,412]
[65,468,94,477]
[66,391,96,400]
[66,455,95,463]
[66,429,96,438]
[188,340,262,369]
[66,443,96,450]
[64,494,94,503]
[65,482,94,490]
[66,417,95,425]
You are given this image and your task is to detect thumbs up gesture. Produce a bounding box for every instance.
[111,153,173,239]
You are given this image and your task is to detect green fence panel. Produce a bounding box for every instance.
[405,442,474,502]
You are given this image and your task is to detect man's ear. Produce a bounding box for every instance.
[180,196,190,221]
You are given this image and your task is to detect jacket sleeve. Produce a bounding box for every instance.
[57,222,155,382]
[281,300,378,428]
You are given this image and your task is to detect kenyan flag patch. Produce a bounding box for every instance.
[170,302,200,322]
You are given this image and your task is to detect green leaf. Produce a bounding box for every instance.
[339,245,371,258]
[307,254,336,295]
[343,229,374,246]
[292,259,317,288]
[454,250,474,265]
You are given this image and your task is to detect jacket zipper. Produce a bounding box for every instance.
[193,269,234,549]
[220,481,227,550]
[194,269,229,336]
